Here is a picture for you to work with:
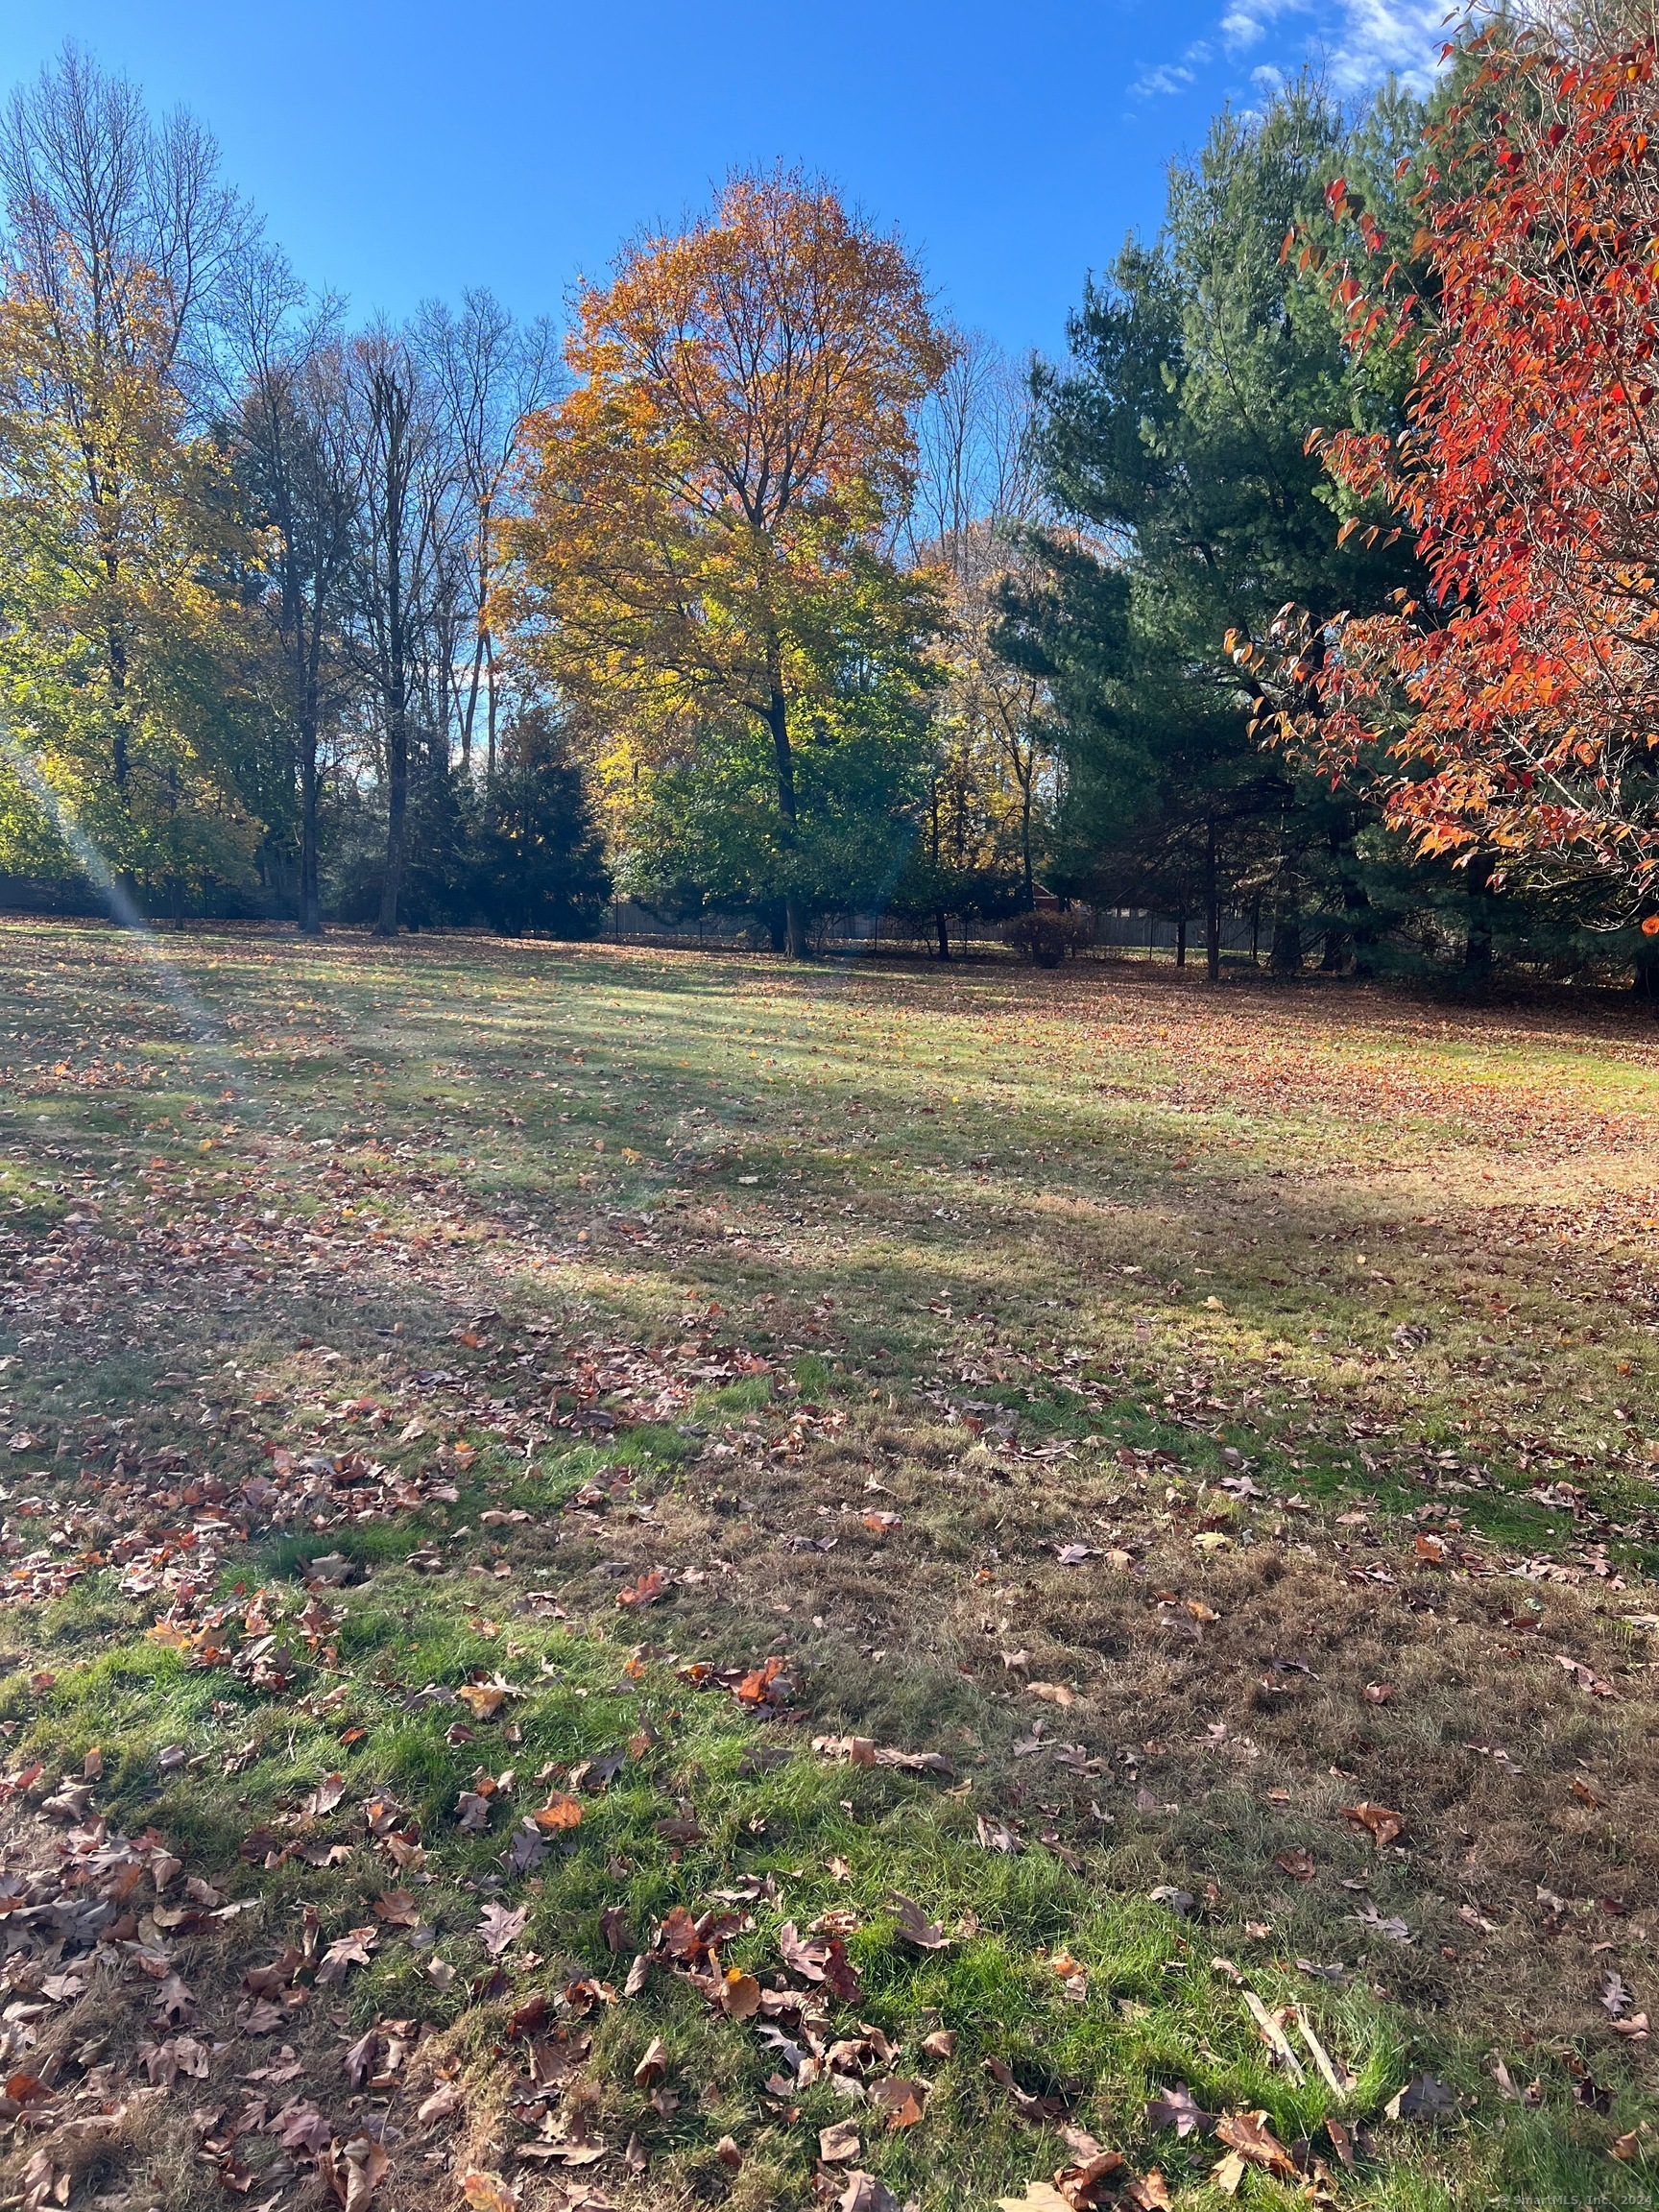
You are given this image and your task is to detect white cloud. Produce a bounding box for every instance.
[1325,0,1452,92]
[1220,0,1310,53]
[1132,61,1198,96]
[1221,9,1268,46]
[1131,0,1451,113]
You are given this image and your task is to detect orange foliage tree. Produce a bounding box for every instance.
[1262,19,1659,911]
[502,167,948,955]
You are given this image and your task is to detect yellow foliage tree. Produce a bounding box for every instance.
[503,167,949,953]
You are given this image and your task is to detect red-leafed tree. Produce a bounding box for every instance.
[1263,18,1659,913]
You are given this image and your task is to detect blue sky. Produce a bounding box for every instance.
[0,1,1450,361]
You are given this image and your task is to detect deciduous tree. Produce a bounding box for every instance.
[504,166,949,955]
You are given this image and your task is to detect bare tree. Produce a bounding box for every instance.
[421,290,559,780]
[0,42,254,398]
[224,247,360,932]
[0,44,255,792]
[902,326,1043,570]
[345,326,463,934]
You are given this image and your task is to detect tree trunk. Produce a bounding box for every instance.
[762,665,806,958]
[1205,822,1221,984]
[376,467,408,936]
[299,628,324,935]
[936,911,950,960]
[377,666,408,936]
[1175,913,1188,969]
[1464,857,1494,977]
[1269,866,1302,974]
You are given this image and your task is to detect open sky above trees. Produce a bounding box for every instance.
[0,0,1454,359]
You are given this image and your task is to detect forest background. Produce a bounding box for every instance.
[3,8,1659,990]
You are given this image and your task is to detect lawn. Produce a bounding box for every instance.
[0,920,1655,2212]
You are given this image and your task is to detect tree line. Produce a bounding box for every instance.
[3,15,1658,985]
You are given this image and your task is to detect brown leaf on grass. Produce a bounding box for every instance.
[1053,2149,1127,2208]
[869,2078,926,2129]
[715,2136,742,2172]
[455,1682,507,1720]
[1274,1849,1316,1882]
[862,1510,902,1534]
[563,1976,618,2011]
[719,1968,761,2021]
[841,2176,901,2212]
[1384,2074,1457,2120]
[1214,2110,1298,2178]
[1612,2132,1641,2162]
[1210,2151,1247,2197]
[985,2056,1070,2124]
[531,1793,583,1832]
[373,1889,419,1926]
[1144,2083,1214,2138]
[316,1929,378,1986]
[921,2028,957,2059]
[343,2031,379,2088]
[633,2038,668,2088]
[820,2117,861,2161]
[416,2080,462,2126]
[995,2187,1071,2212]
[1554,1653,1617,1697]
[455,1791,492,1832]
[330,2134,390,2211]
[459,2176,520,2212]
[735,1655,793,1707]
[616,1569,666,1608]
[478,1902,528,1958]
[891,1892,950,1949]
[1340,1800,1406,1848]
[1028,1682,1074,1707]
[303,1772,347,1816]
[1363,1681,1393,1704]
[1123,2176,1172,2211]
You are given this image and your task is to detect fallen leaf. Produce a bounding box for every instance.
[335,2134,390,2211]
[1214,2109,1297,2178]
[869,2077,926,2128]
[1274,1849,1316,1882]
[719,1968,761,2020]
[1340,1800,1407,1848]
[478,1902,529,1958]
[417,2081,463,2127]
[634,2037,669,2088]
[891,1892,950,1949]
[820,2117,861,2161]
[1143,2083,1213,2138]
[841,2176,901,2212]
[1385,2074,1456,2121]
[532,1794,583,1831]
[459,2176,520,2212]
[1353,1903,1413,1943]
[373,1890,419,1927]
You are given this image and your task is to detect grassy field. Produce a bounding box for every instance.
[0,920,1656,2212]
